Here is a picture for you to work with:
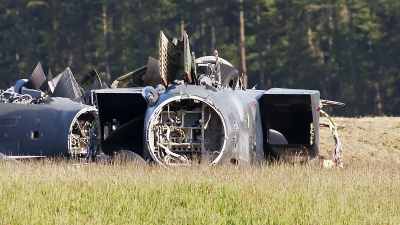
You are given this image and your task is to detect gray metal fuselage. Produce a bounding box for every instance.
[94,84,320,166]
[0,98,96,157]
[144,85,265,165]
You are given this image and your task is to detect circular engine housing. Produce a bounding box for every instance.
[146,96,227,166]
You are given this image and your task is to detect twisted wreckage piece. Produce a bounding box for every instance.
[319,102,344,168]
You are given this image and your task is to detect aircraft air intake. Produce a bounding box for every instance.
[145,96,226,166]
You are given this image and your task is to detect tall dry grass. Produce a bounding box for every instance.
[1,160,399,224]
[1,117,399,224]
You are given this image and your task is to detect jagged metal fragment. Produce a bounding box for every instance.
[79,69,102,91]
[183,31,192,83]
[52,67,84,103]
[191,52,198,84]
[159,31,188,86]
[159,30,170,86]
[25,62,49,92]
[320,99,345,107]
[111,66,147,88]
[143,57,162,87]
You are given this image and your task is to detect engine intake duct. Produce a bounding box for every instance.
[259,89,320,161]
[94,89,147,156]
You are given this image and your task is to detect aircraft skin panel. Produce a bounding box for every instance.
[183,31,192,83]
[25,62,49,92]
[143,57,162,87]
[52,68,85,103]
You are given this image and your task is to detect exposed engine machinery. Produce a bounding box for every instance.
[68,109,99,159]
[148,98,225,165]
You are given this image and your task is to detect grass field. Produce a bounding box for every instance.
[1,117,400,224]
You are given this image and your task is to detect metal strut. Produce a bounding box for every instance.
[319,106,343,168]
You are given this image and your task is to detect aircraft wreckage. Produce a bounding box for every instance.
[0,63,100,160]
[92,31,345,167]
[0,30,344,167]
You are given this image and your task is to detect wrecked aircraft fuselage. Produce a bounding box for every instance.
[0,63,100,159]
[0,98,97,157]
[93,85,321,166]
[144,85,264,166]
[91,29,339,167]
[0,28,342,167]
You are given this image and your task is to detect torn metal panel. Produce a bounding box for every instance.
[79,69,102,91]
[183,31,193,83]
[159,30,171,86]
[25,62,49,92]
[79,69,102,104]
[159,30,188,86]
[52,67,85,103]
[143,57,162,87]
[111,66,147,88]
[48,71,61,93]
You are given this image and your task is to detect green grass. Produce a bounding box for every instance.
[1,160,399,224]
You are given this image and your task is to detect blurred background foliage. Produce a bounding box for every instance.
[1,0,400,116]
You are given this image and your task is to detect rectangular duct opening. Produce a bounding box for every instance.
[261,94,313,145]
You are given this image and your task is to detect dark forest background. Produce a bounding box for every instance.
[1,0,400,116]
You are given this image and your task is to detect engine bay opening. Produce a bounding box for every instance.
[147,98,225,165]
[68,108,98,158]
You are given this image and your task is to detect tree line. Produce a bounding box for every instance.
[1,0,400,116]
